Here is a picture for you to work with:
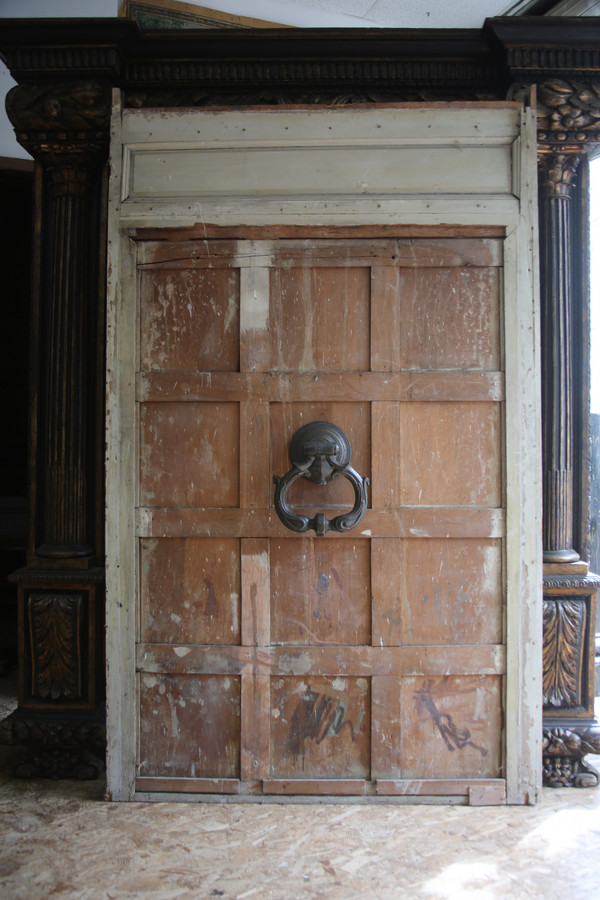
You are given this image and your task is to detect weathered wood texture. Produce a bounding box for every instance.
[134,234,506,796]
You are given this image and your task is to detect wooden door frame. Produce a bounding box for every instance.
[105,98,542,804]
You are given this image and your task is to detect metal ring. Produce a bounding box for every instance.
[273,422,369,536]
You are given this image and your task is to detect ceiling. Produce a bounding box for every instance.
[184,0,524,28]
[4,0,599,29]
[169,0,598,28]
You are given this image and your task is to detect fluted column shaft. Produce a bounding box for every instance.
[5,82,110,562]
[39,165,93,556]
[538,152,581,563]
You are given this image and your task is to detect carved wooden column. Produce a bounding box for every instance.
[536,82,600,786]
[539,150,581,564]
[0,82,110,777]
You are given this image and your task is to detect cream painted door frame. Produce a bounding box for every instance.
[105,98,541,804]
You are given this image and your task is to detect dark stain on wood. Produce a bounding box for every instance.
[415,680,488,757]
[287,688,355,768]
[203,578,218,619]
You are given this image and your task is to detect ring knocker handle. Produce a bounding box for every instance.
[273,422,369,537]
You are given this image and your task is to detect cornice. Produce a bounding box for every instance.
[2,17,600,123]
[486,17,600,79]
[0,19,136,83]
[0,19,502,103]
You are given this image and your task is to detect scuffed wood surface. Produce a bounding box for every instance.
[269,676,371,780]
[133,233,507,796]
[130,222,507,241]
[140,268,240,372]
[140,537,240,645]
[138,674,241,779]
[270,538,371,646]
[138,371,504,402]
[137,507,505,539]
[372,538,503,647]
[136,644,506,677]
[139,401,240,508]
[137,237,503,269]
[263,779,367,795]
[371,266,501,372]
[399,675,502,780]
[270,266,370,372]
[136,777,240,794]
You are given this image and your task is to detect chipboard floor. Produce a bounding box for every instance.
[1,672,599,900]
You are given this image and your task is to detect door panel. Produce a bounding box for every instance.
[400,675,503,780]
[270,538,371,646]
[270,267,371,371]
[140,401,240,507]
[270,675,371,780]
[140,268,240,372]
[397,402,502,506]
[139,672,241,780]
[135,234,505,797]
[371,266,500,371]
[140,537,241,645]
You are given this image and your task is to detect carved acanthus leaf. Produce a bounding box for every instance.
[542,597,586,708]
[28,593,84,701]
[538,152,581,199]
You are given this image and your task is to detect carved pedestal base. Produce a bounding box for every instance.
[0,706,105,779]
[543,572,600,787]
[1,568,106,779]
[543,720,600,787]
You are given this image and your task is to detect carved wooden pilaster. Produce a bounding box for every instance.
[0,82,111,778]
[538,149,581,563]
[5,82,110,562]
[533,78,600,787]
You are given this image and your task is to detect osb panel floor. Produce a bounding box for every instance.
[1,675,600,900]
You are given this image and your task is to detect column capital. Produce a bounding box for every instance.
[536,79,600,153]
[5,81,111,173]
[537,152,582,201]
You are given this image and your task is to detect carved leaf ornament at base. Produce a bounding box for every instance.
[543,726,600,787]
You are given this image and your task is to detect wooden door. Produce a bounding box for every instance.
[135,231,506,801]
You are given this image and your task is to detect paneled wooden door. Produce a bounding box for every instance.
[135,230,506,801]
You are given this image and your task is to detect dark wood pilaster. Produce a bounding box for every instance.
[538,151,581,564]
[534,81,600,785]
[0,81,110,777]
[5,82,110,563]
